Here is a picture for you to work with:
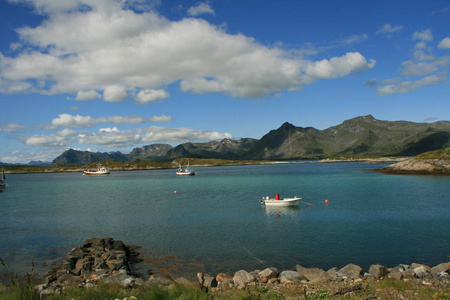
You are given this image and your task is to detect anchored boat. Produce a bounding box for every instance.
[83,165,110,175]
[261,193,301,206]
[176,162,196,176]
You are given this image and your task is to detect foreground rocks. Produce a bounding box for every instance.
[37,238,145,296]
[35,238,450,298]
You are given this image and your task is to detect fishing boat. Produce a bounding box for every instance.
[176,163,196,176]
[83,165,110,175]
[261,193,301,207]
[0,169,5,192]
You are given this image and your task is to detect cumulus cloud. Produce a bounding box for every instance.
[304,52,376,80]
[413,29,433,41]
[375,24,405,35]
[50,113,171,128]
[77,126,232,147]
[103,86,129,102]
[188,2,215,16]
[438,37,450,49]
[75,90,102,101]
[0,0,375,99]
[135,89,169,104]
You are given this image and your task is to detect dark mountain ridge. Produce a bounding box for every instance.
[52,115,450,165]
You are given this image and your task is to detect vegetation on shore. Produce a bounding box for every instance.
[1,273,449,300]
[1,158,273,174]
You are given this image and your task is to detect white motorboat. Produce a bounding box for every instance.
[261,193,301,206]
[83,165,110,175]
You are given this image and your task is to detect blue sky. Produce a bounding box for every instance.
[0,0,449,163]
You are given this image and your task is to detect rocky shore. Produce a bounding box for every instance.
[376,158,450,175]
[35,238,450,299]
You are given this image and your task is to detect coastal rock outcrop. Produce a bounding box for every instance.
[377,158,450,175]
[37,238,144,295]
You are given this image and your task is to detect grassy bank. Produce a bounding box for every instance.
[1,276,449,300]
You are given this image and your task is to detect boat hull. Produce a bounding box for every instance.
[83,170,110,175]
[262,197,301,207]
[176,172,196,176]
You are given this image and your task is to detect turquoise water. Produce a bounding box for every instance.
[1,162,449,277]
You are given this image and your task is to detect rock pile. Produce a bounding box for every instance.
[37,238,145,296]
[197,262,450,291]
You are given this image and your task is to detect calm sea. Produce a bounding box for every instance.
[1,162,449,278]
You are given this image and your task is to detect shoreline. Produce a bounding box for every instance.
[27,238,450,299]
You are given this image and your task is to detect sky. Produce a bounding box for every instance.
[0,0,449,164]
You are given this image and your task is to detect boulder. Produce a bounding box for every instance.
[414,266,430,278]
[257,267,279,283]
[303,268,332,283]
[431,263,450,276]
[233,270,256,288]
[337,264,364,279]
[216,273,233,288]
[279,270,304,283]
[388,269,403,280]
[369,264,388,279]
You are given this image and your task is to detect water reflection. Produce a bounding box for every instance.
[262,205,301,218]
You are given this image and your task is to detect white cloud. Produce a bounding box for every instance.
[438,37,450,49]
[25,134,68,147]
[0,1,375,99]
[103,86,128,102]
[375,24,405,35]
[135,89,169,104]
[77,126,232,147]
[376,75,442,95]
[412,29,433,41]
[304,52,376,81]
[0,123,27,132]
[150,115,172,122]
[50,113,159,127]
[51,114,95,127]
[75,90,102,101]
[187,2,215,16]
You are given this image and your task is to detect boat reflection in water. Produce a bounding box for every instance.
[263,205,301,219]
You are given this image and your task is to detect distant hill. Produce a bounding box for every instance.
[51,115,450,165]
[244,115,450,159]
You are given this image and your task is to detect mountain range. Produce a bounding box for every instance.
[52,115,450,165]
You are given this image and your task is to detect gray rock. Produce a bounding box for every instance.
[369,264,388,279]
[233,270,255,288]
[388,269,403,280]
[337,264,364,279]
[279,270,304,283]
[257,267,279,283]
[414,266,430,278]
[431,263,449,276]
[303,268,332,283]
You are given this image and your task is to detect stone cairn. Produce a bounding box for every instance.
[37,238,145,296]
[36,238,450,297]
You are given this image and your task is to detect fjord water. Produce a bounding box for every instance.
[1,162,449,277]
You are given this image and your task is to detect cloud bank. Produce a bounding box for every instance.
[0,0,375,101]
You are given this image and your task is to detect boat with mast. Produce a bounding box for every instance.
[176,161,196,176]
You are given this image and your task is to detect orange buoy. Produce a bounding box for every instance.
[325,199,329,204]
[309,203,312,206]
[174,191,178,194]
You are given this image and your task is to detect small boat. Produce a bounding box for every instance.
[83,165,110,175]
[176,163,196,176]
[261,193,301,207]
